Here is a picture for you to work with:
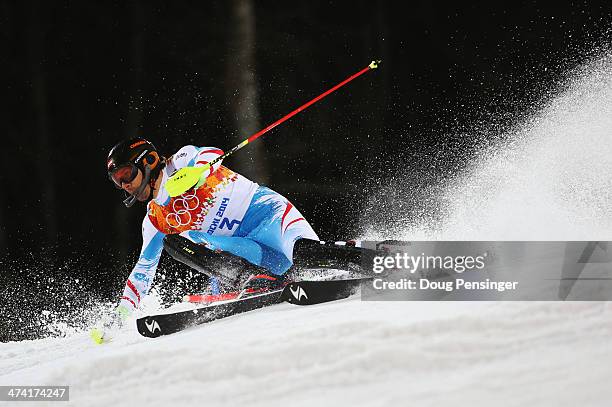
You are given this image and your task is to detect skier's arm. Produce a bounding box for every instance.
[90,218,164,344]
[118,217,165,312]
[170,145,225,177]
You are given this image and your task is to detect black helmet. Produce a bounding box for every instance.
[107,137,164,207]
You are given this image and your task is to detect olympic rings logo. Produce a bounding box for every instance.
[165,192,200,228]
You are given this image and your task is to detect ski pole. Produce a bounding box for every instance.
[165,60,382,197]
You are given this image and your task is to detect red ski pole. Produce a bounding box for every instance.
[245,59,382,144]
[166,60,381,197]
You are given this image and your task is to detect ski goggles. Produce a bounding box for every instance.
[109,164,138,188]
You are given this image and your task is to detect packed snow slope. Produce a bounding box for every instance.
[2,301,612,407]
[2,53,612,406]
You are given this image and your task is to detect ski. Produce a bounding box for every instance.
[283,278,368,305]
[136,277,370,338]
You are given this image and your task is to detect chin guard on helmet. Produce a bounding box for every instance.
[106,138,164,208]
[122,165,151,207]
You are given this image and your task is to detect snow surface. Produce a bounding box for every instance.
[2,51,612,407]
[2,300,612,406]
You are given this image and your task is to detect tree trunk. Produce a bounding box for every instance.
[225,0,269,183]
[114,0,146,259]
[27,1,57,249]
[0,196,5,250]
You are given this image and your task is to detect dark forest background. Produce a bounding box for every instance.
[1,0,611,341]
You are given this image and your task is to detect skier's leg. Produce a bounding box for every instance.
[234,186,319,275]
[178,230,295,277]
[163,233,270,287]
[179,230,265,268]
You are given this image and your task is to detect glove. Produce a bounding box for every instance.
[116,304,131,322]
[89,305,132,345]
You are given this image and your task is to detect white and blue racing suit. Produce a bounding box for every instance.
[118,145,318,311]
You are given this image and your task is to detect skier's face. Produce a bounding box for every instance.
[120,169,150,201]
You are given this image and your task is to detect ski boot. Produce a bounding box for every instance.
[237,272,288,298]
[292,238,372,271]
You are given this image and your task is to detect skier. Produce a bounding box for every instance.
[103,137,319,327]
